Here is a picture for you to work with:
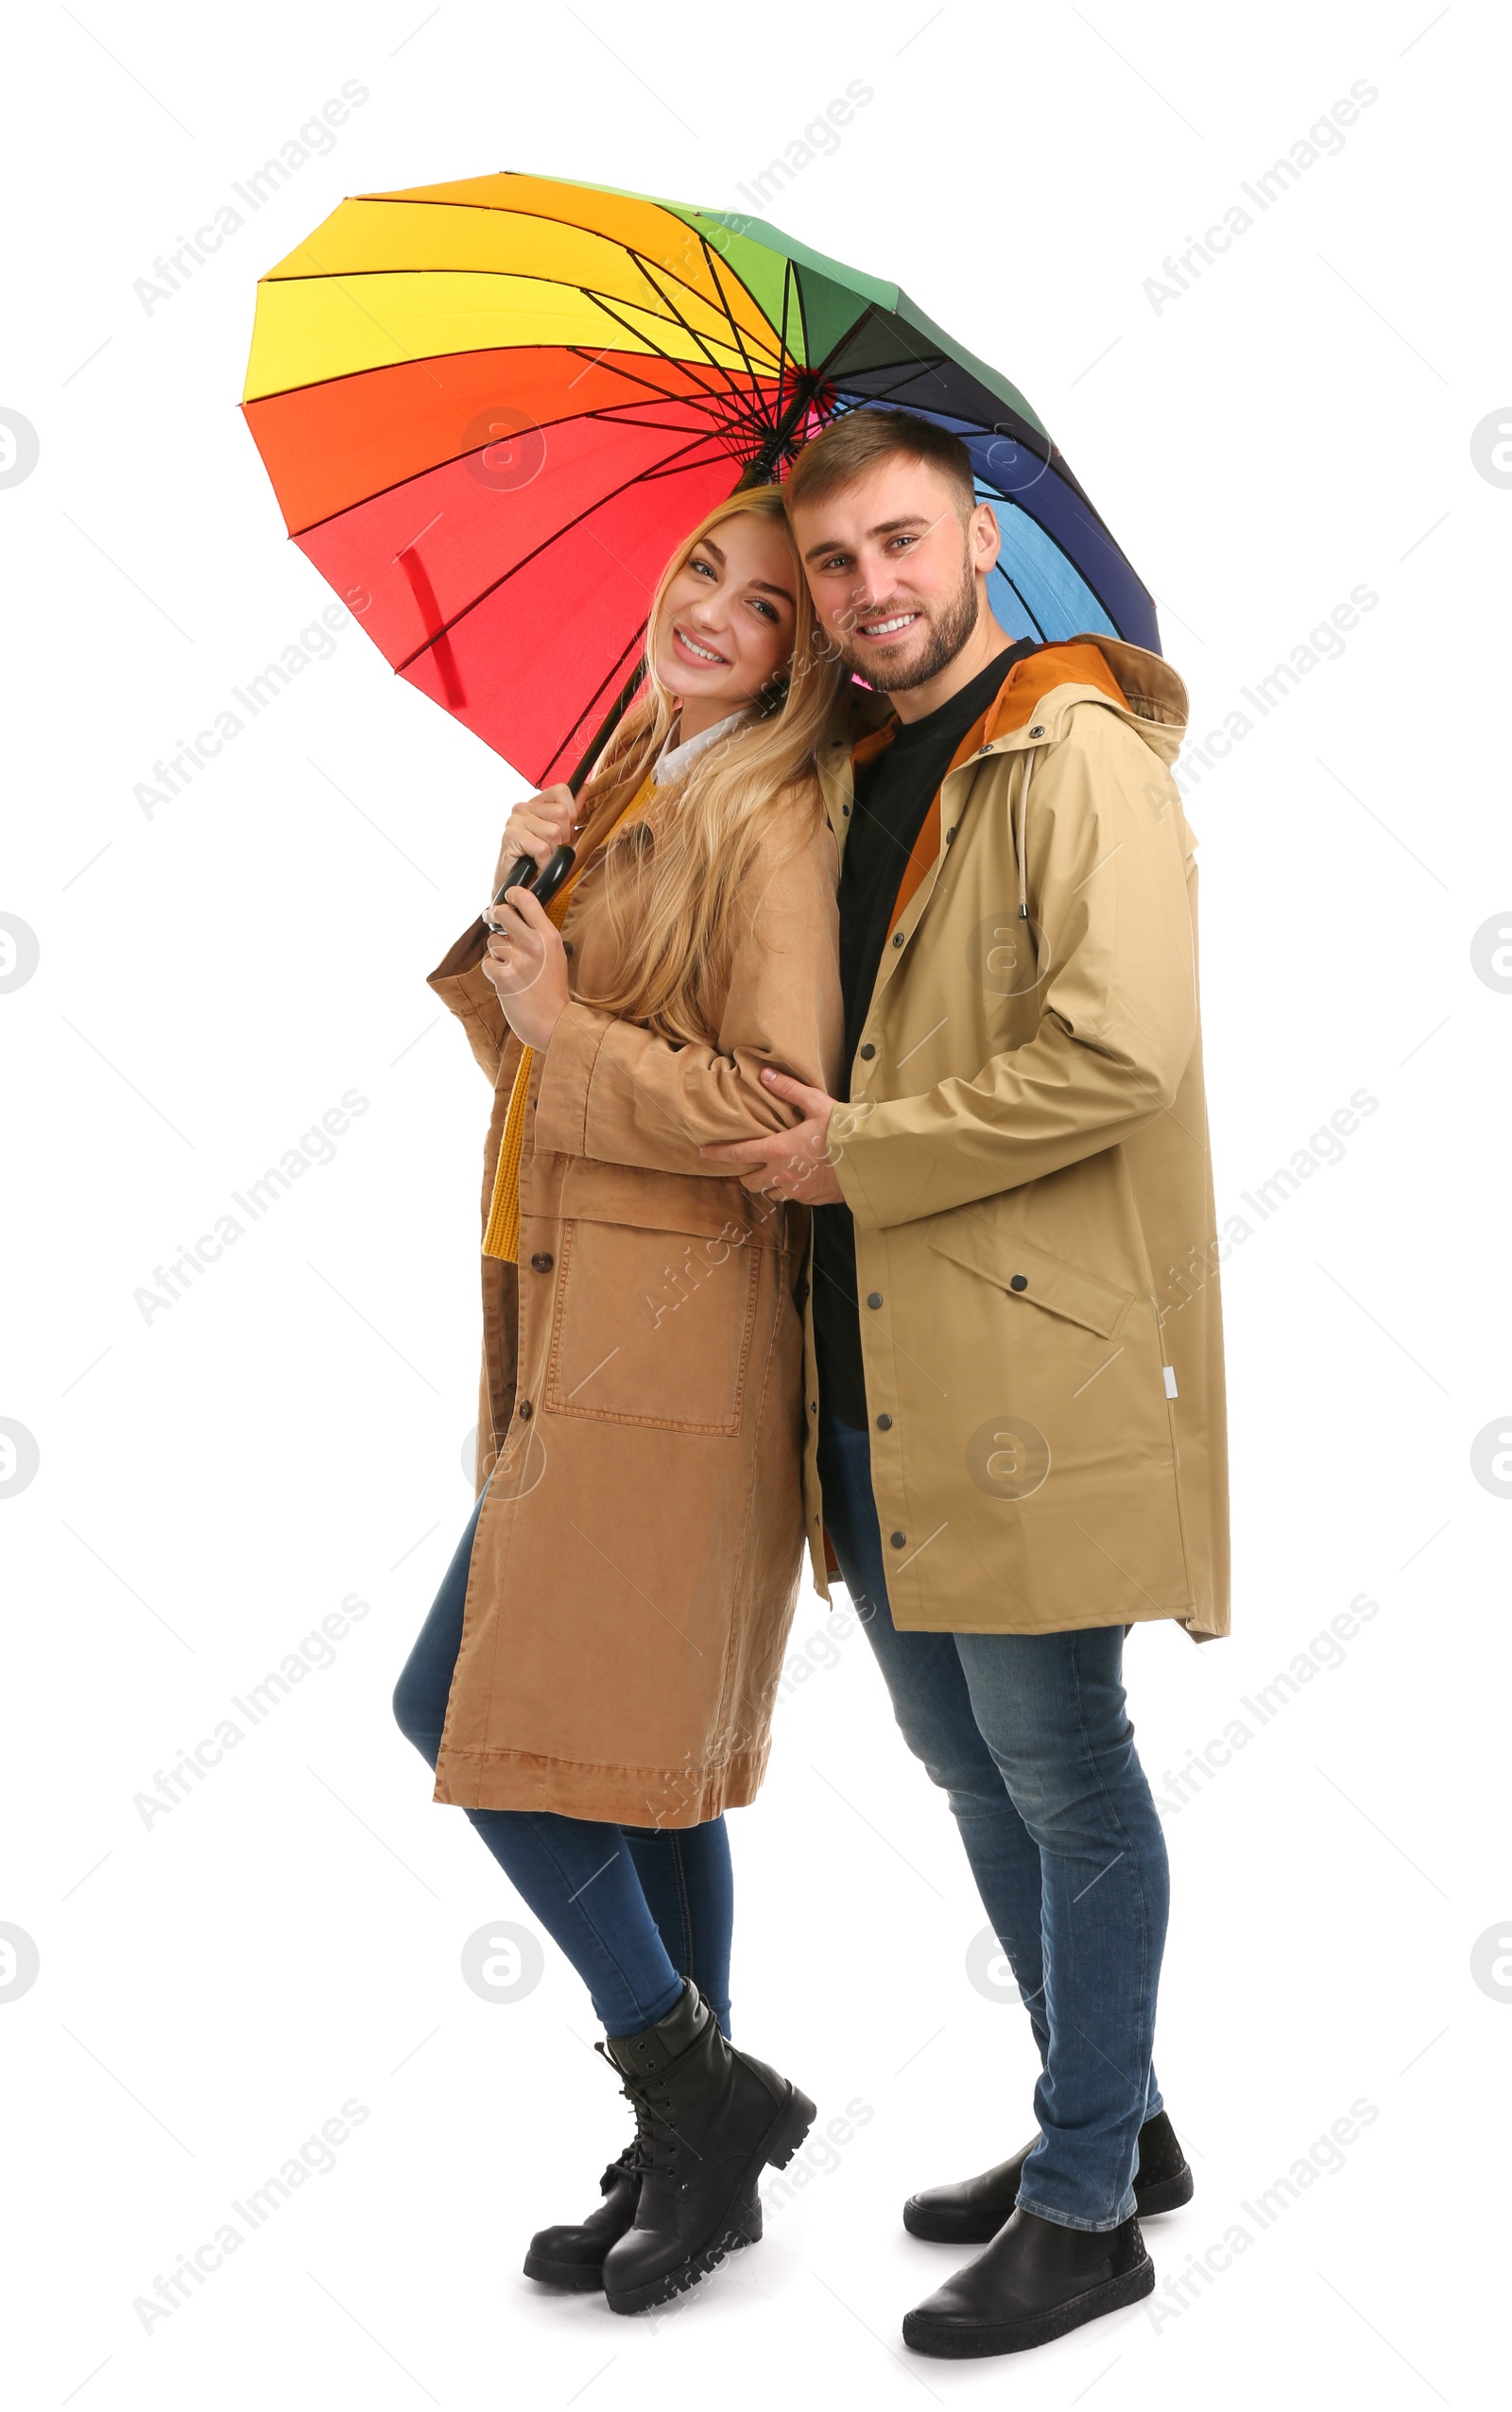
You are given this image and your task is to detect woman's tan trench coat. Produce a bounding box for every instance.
[425,787,844,1825]
[799,636,1229,1645]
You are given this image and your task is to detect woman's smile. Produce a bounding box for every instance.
[671,621,731,668]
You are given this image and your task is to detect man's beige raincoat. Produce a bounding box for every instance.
[801,636,1229,1642]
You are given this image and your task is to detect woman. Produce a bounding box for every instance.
[392,486,844,2317]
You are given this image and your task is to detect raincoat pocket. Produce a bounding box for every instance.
[543,1216,765,1435]
[926,1223,1134,1340]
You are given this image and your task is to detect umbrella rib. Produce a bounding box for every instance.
[549,621,651,781]
[259,257,777,378]
[280,388,764,541]
[579,291,738,407]
[988,554,1048,643]
[773,258,793,429]
[617,264,743,387]
[338,190,772,345]
[832,354,1060,484]
[389,422,738,674]
[803,297,884,390]
[637,443,751,483]
[831,354,954,408]
[625,252,775,392]
[242,339,686,412]
[576,295,787,457]
[694,242,768,416]
[679,220,791,364]
[560,350,733,413]
[590,399,779,435]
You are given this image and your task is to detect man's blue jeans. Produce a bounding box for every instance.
[816,1412,1169,2231]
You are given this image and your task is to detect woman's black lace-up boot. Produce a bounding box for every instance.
[522,2141,644,2290]
[596,1978,815,2313]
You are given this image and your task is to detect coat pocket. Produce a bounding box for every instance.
[543,1217,765,1436]
[926,1223,1135,1339]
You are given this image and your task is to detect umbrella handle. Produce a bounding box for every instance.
[528,844,576,907]
[485,844,576,924]
[490,853,539,906]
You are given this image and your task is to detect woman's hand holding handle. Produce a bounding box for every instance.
[492,783,577,900]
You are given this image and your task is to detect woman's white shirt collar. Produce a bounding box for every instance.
[650,707,754,786]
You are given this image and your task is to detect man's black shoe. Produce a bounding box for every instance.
[903,2110,1193,2244]
[902,2206,1154,2357]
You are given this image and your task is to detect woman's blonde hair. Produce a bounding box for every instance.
[567,486,839,1044]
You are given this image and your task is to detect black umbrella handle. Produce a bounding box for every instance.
[481,654,641,930]
[485,843,576,924]
[490,853,538,904]
[528,844,576,907]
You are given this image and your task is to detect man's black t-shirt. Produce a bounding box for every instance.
[811,639,1039,1429]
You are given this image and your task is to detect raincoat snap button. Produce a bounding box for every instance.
[860,1042,875,1060]
[530,1252,554,1272]
[517,1400,533,1420]
[876,1413,893,1431]
[1009,1273,1028,1292]
[890,1531,906,1549]
[1029,724,1046,737]
[891,932,904,947]
[867,1292,883,1309]
[945,826,956,843]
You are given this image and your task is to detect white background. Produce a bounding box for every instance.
[4,3,1508,2404]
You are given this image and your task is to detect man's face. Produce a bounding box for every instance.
[787,458,1001,692]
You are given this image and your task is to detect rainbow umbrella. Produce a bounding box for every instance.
[241,171,1159,788]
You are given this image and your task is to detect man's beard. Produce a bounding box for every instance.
[835,555,980,692]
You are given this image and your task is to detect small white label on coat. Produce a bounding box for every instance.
[1162,1365,1179,1399]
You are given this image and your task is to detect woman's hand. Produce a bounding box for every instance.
[479,883,570,1051]
[493,781,576,888]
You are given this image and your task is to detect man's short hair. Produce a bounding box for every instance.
[782,407,977,522]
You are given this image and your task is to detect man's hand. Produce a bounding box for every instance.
[699,1066,847,1202]
[479,882,570,1051]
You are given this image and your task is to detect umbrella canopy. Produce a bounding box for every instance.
[241,171,1159,787]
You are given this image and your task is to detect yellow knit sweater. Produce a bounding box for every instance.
[481,774,655,1262]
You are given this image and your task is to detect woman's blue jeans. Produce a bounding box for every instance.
[393,1482,733,2040]
[817,1411,1169,2231]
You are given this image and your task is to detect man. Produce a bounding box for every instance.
[705,408,1228,2359]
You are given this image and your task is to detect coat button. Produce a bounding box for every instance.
[1009,1273,1028,1291]
[1029,724,1046,737]
[530,1251,554,1272]
[945,825,956,843]
[810,1401,817,1414]
[517,1400,533,1420]
[891,931,904,948]
[859,1042,875,1060]
[889,1531,906,1549]
[842,803,850,817]
[867,1291,883,1309]
[876,1413,893,1431]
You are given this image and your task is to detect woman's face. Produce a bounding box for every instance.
[651,511,799,723]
